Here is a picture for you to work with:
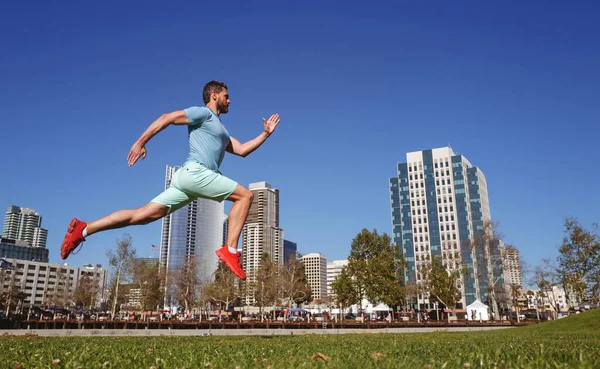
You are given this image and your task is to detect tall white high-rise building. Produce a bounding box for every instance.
[242,182,284,273]
[242,181,284,305]
[326,259,348,298]
[158,165,227,301]
[2,206,48,248]
[389,147,505,309]
[503,248,522,288]
[222,215,229,246]
[301,253,327,302]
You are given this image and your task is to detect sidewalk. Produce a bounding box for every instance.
[2,326,514,337]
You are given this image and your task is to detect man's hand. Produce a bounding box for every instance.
[262,113,280,135]
[127,142,147,166]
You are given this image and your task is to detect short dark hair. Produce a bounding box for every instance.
[203,80,228,104]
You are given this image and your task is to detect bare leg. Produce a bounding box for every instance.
[225,184,254,249]
[85,202,169,236]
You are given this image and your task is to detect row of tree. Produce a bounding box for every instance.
[521,218,600,318]
[330,217,599,321]
[330,227,503,319]
[103,235,314,318]
[3,216,595,320]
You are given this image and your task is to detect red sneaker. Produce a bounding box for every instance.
[215,246,246,280]
[60,218,87,260]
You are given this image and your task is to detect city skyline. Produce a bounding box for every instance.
[0,142,559,290]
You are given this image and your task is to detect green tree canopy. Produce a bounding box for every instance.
[420,256,465,317]
[343,229,405,310]
[557,217,600,303]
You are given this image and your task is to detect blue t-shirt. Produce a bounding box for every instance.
[183,106,230,172]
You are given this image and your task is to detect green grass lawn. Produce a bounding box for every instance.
[1,310,599,369]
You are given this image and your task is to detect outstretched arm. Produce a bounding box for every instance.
[227,113,280,157]
[127,110,190,166]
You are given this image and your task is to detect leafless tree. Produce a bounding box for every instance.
[170,254,200,314]
[468,220,511,319]
[279,255,312,311]
[534,258,561,319]
[106,234,137,318]
[203,261,241,321]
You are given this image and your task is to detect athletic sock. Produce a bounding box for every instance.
[82,227,88,238]
[228,246,237,253]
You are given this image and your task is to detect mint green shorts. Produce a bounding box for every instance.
[151,161,238,214]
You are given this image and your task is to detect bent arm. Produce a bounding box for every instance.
[226,113,280,157]
[227,132,270,158]
[136,110,190,146]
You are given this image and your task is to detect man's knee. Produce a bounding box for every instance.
[245,189,254,203]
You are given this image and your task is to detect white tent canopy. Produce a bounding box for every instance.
[466,299,489,321]
[373,303,392,312]
[350,300,393,314]
[364,302,392,314]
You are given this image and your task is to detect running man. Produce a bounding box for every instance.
[60,80,280,280]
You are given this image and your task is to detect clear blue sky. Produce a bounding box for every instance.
[2,1,598,282]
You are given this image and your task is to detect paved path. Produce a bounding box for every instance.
[2,326,514,337]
